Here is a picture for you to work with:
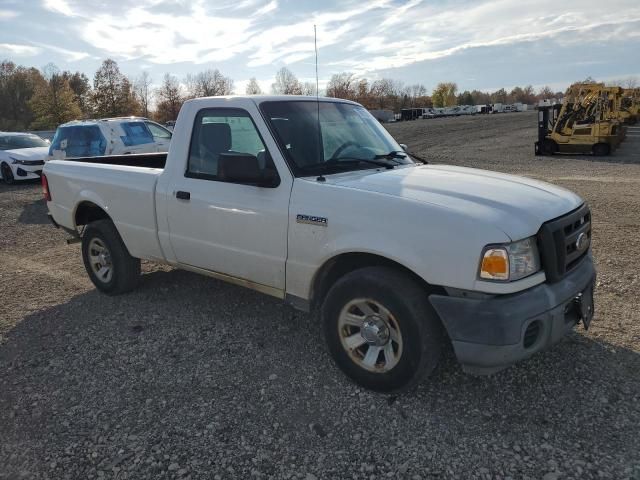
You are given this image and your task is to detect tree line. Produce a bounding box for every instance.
[1,58,566,131]
[324,73,564,110]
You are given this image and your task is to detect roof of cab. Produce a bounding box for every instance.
[183,94,359,107]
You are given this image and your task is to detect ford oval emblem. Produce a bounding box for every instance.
[575,232,589,251]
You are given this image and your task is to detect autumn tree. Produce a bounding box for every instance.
[0,61,45,130]
[432,82,458,107]
[271,67,302,95]
[92,59,138,117]
[61,71,92,117]
[185,69,234,98]
[29,64,81,129]
[155,73,183,123]
[134,71,153,118]
[490,88,508,104]
[245,77,262,95]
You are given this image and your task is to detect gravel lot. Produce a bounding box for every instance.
[1,112,639,480]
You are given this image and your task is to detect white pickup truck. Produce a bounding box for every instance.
[43,95,596,392]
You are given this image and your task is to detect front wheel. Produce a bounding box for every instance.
[592,143,611,156]
[1,163,15,185]
[322,267,443,392]
[81,219,140,295]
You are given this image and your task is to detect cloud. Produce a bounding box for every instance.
[15,0,638,91]
[36,43,93,62]
[253,0,277,16]
[0,43,41,56]
[42,0,75,16]
[0,9,19,20]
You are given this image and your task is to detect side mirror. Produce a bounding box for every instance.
[399,143,408,152]
[218,153,280,187]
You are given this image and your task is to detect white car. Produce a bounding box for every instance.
[44,95,596,392]
[47,117,172,160]
[0,132,50,184]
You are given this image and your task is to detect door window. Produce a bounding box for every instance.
[146,121,172,140]
[121,122,154,146]
[186,108,278,185]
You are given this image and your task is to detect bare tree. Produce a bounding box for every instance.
[326,72,356,100]
[155,73,183,123]
[301,81,316,96]
[245,77,262,95]
[537,85,555,100]
[134,71,153,118]
[271,67,302,95]
[186,69,234,98]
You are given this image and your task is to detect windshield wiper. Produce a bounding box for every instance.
[374,150,407,160]
[300,157,398,174]
[327,157,399,169]
[375,149,429,164]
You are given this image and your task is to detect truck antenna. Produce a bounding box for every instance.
[314,24,325,183]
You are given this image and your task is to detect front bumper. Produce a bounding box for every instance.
[14,164,44,179]
[429,255,596,375]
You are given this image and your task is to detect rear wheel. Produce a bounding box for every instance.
[82,219,140,295]
[322,267,443,392]
[592,143,611,156]
[1,163,15,185]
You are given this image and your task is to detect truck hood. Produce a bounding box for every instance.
[5,147,50,160]
[331,164,583,240]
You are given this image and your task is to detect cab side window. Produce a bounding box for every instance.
[186,108,278,186]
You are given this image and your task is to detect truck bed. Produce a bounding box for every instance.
[44,158,166,262]
[63,152,167,169]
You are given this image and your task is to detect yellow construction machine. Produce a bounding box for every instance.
[617,88,640,124]
[535,83,625,156]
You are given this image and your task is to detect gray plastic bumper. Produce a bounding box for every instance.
[429,256,596,375]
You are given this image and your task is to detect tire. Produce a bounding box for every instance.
[592,143,611,156]
[322,266,443,392]
[540,139,558,155]
[1,162,15,185]
[81,219,140,295]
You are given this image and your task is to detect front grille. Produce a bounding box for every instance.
[537,204,591,283]
[19,160,45,166]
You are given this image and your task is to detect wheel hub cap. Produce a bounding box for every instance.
[361,316,390,346]
[337,298,403,373]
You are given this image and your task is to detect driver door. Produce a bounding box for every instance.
[166,107,290,292]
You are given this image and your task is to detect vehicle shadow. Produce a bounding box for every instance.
[1,268,638,477]
[17,198,49,225]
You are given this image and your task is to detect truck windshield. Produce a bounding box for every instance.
[260,101,414,176]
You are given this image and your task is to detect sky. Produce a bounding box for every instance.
[1,0,639,94]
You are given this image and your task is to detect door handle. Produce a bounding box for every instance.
[175,191,191,200]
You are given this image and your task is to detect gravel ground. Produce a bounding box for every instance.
[1,112,639,480]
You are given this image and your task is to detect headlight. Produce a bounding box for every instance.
[480,236,541,281]
[10,156,27,165]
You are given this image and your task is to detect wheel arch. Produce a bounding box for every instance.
[309,252,444,310]
[74,200,112,229]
